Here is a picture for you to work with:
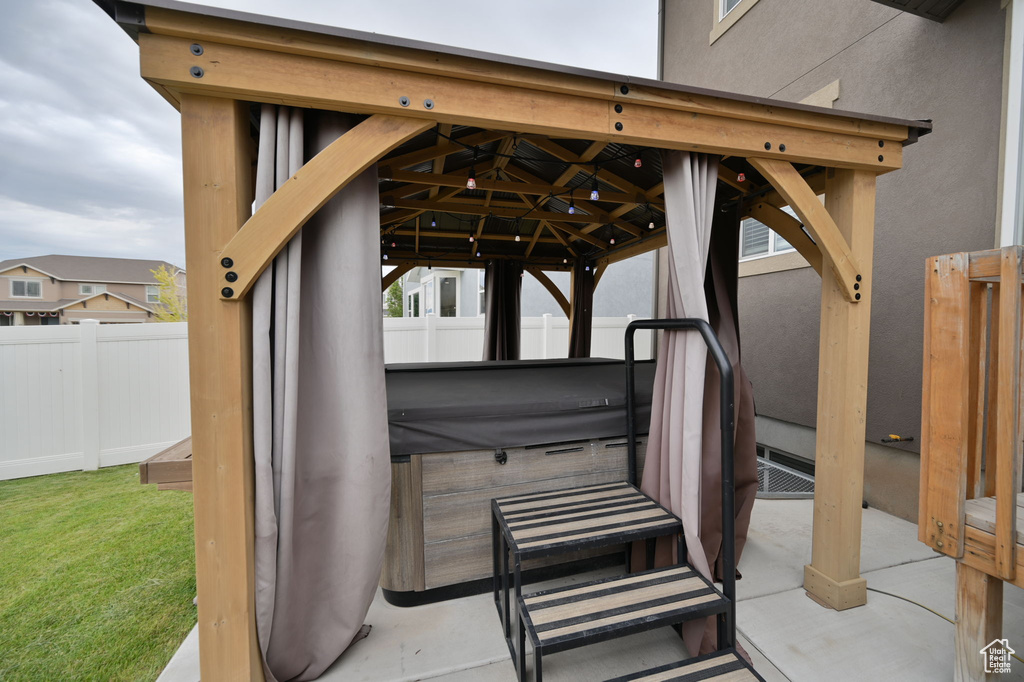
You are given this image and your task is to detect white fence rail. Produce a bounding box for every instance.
[383,314,652,363]
[0,316,650,480]
[0,321,191,480]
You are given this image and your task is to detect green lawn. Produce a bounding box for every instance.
[0,464,196,681]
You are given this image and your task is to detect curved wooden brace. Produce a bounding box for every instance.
[749,157,863,303]
[219,115,434,299]
[382,264,413,293]
[743,201,823,275]
[525,266,570,317]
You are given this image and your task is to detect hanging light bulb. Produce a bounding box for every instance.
[568,198,575,215]
[634,151,643,168]
[466,167,477,190]
[610,236,616,245]
[515,233,521,242]
[382,252,389,261]
[585,264,591,271]
[649,220,655,230]
[391,241,396,248]
[737,172,746,182]
[563,258,568,264]
[514,218,521,242]
[475,250,481,257]
[469,235,474,243]
[430,213,437,228]
[590,179,600,201]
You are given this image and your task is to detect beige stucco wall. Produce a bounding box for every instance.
[662,0,1007,513]
[0,267,61,301]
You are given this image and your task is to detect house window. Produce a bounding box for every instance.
[146,285,159,303]
[407,291,420,317]
[710,0,761,43]
[79,284,107,295]
[10,280,42,298]
[439,276,457,317]
[739,209,797,261]
[477,269,486,316]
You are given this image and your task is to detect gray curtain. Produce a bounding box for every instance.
[638,150,719,657]
[252,106,391,681]
[695,202,758,653]
[568,258,595,358]
[482,259,523,360]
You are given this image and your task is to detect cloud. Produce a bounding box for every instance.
[0,0,656,268]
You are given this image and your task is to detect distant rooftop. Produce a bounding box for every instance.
[0,255,183,284]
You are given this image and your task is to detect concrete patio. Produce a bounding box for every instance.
[158,498,1024,681]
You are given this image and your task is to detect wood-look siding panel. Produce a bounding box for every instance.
[421,438,646,496]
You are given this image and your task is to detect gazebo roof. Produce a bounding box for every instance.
[95,0,931,274]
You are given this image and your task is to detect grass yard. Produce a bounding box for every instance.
[0,464,196,681]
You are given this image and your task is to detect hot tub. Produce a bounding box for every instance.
[381,358,655,604]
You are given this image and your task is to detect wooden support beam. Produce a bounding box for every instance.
[525,218,545,258]
[596,230,667,269]
[803,168,876,611]
[140,33,903,172]
[749,158,862,303]
[180,94,263,682]
[543,221,579,258]
[539,222,609,250]
[501,163,642,236]
[994,247,1021,579]
[525,266,570,316]
[743,201,823,275]
[428,123,453,198]
[954,562,1004,682]
[219,115,432,299]
[382,264,413,292]
[381,130,506,171]
[383,197,619,225]
[919,252,971,559]
[390,228,560,244]
[143,6,912,144]
[380,169,661,207]
[527,137,651,199]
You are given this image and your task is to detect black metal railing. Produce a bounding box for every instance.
[624,318,736,651]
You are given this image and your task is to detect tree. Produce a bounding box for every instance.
[385,280,403,317]
[150,265,188,322]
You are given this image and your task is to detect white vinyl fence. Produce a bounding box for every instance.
[0,321,191,480]
[382,314,652,363]
[0,316,650,481]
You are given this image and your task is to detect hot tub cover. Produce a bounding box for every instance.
[385,358,655,456]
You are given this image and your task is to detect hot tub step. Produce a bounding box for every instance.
[604,649,764,682]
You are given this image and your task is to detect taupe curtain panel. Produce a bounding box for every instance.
[568,258,595,358]
[252,106,391,681]
[638,150,719,658]
[482,259,523,360]
[695,202,759,653]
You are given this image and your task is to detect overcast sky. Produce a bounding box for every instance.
[0,0,658,269]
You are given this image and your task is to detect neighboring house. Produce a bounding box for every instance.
[661,0,1023,519]
[399,251,655,318]
[0,255,186,326]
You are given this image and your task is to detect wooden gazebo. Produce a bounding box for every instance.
[96,0,930,678]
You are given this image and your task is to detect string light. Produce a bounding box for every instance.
[514,218,521,242]
[585,264,591,271]
[634,151,643,168]
[466,167,477,190]
[475,250,481,257]
[590,178,600,201]
[430,213,437,227]
[469,235,474,243]
[737,172,746,182]
[563,258,568,264]
[568,194,575,215]
[382,252,389,261]
[391,241,396,248]
[610,236,616,245]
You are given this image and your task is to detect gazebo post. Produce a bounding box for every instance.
[803,168,877,610]
[180,93,264,681]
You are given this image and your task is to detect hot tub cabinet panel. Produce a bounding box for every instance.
[382,436,647,595]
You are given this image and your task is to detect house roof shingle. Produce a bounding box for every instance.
[0,255,183,284]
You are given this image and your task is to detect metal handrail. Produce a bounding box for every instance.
[624,317,736,651]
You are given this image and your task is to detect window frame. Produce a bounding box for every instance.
[710,0,761,44]
[739,212,797,263]
[10,279,43,299]
[80,283,107,296]
[146,285,160,304]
